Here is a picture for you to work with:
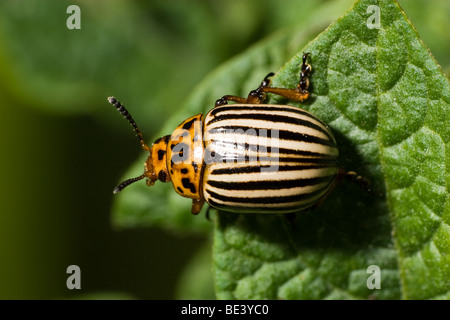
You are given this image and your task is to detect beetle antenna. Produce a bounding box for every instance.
[108,97,150,151]
[113,173,147,194]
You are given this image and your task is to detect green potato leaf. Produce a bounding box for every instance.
[112,0,449,299]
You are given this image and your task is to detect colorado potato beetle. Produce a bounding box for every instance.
[109,53,360,215]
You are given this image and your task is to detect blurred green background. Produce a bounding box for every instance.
[0,0,448,299]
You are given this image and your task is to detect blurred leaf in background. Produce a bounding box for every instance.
[0,0,448,300]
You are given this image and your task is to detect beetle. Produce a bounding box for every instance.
[109,53,366,215]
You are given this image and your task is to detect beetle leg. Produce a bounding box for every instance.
[191,198,205,215]
[343,171,372,194]
[245,72,276,104]
[214,53,312,106]
[261,52,312,102]
[261,86,310,102]
[215,95,248,107]
[205,205,217,221]
[299,52,312,92]
[214,72,276,107]
[312,169,373,211]
[205,206,211,221]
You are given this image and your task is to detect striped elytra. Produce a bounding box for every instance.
[202,104,339,213]
[110,52,344,215]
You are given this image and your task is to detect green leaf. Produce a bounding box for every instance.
[213,0,449,300]
[111,0,449,299]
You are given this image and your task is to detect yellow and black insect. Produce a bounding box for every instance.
[109,53,365,215]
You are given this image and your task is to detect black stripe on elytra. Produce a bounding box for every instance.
[209,105,324,125]
[207,126,335,147]
[212,140,334,157]
[206,175,335,191]
[205,187,326,204]
[205,153,338,165]
[210,164,336,175]
[207,113,333,141]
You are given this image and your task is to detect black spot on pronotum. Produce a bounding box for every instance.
[157,149,165,161]
[181,178,196,194]
[158,170,167,182]
[182,118,196,130]
[164,135,170,143]
[154,137,162,144]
